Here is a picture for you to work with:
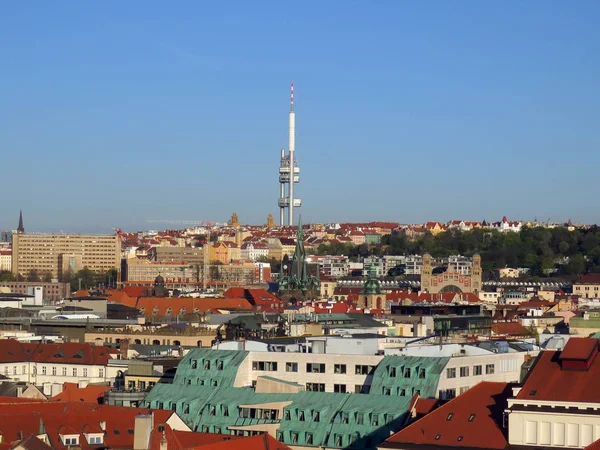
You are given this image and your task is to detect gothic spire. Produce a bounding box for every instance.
[17,210,24,234]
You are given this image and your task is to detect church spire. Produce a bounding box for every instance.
[17,210,24,234]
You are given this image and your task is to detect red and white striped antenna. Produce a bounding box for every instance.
[290,82,294,112]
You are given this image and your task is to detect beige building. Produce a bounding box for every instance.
[149,247,204,265]
[573,273,600,299]
[267,238,296,261]
[126,258,196,283]
[0,281,70,302]
[12,233,120,279]
[0,249,11,271]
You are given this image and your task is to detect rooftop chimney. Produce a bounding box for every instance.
[134,414,154,450]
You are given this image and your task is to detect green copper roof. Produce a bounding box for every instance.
[144,384,413,449]
[361,263,381,295]
[173,348,249,388]
[369,355,450,398]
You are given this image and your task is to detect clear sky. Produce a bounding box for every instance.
[1,1,599,233]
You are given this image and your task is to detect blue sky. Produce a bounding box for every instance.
[1,1,599,232]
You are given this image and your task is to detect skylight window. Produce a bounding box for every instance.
[446,413,454,421]
[529,390,537,396]
[457,436,464,442]
[468,414,476,422]
[435,434,441,440]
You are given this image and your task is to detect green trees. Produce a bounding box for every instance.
[0,271,15,282]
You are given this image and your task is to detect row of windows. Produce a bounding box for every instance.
[3,365,104,377]
[388,366,426,379]
[192,359,224,370]
[446,364,495,379]
[250,361,377,375]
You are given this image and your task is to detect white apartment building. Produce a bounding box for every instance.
[240,243,269,262]
[0,340,116,386]
[202,343,532,399]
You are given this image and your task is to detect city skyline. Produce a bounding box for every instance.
[1,1,599,231]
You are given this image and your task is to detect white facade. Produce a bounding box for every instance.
[240,243,269,262]
[507,398,600,448]
[0,250,11,271]
[479,291,502,304]
[438,352,528,400]
[204,346,531,398]
[0,361,110,385]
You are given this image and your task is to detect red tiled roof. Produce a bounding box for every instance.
[382,382,512,450]
[190,434,292,450]
[558,337,598,361]
[517,338,600,402]
[50,383,110,404]
[491,321,529,337]
[585,438,600,450]
[576,273,600,285]
[0,340,113,366]
[148,426,244,450]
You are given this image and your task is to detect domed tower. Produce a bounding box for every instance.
[360,263,383,310]
[153,273,167,297]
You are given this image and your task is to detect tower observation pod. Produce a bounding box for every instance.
[278,83,302,225]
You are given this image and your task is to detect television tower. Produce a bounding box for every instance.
[278,83,301,225]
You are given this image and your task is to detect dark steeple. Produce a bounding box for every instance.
[17,210,24,234]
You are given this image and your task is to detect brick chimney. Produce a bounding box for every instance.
[120,339,130,360]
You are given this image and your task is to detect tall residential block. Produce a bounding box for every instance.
[12,233,121,279]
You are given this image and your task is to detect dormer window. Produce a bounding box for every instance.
[85,434,104,444]
[61,435,79,446]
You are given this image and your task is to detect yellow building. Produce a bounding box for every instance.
[573,274,600,299]
[267,238,296,261]
[209,242,230,265]
[12,233,120,279]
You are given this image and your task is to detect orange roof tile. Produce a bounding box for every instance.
[382,382,511,450]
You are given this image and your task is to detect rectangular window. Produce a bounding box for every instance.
[286,362,298,372]
[460,366,469,377]
[486,364,495,374]
[355,365,375,375]
[446,367,456,378]
[52,367,56,376]
[444,388,456,399]
[62,367,67,376]
[334,384,347,393]
[334,364,346,374]
[99,368,104,378]
[306,363,326,373]
[83,368,88,377]
[474,365,482,376]
[191,360,197,369]
[72,368,77,377]
[253,361,278,371]
[42,366,47,375]
[460,386,469,394]
[389,366,396,377]
[418,368,426,379]
[306,383,325,392]
[404,367,411,378]
[307,433,313,445]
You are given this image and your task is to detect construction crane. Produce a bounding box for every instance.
[146,219,222,291]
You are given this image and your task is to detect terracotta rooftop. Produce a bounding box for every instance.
[382,382,512,450]
[517,338,600,403]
